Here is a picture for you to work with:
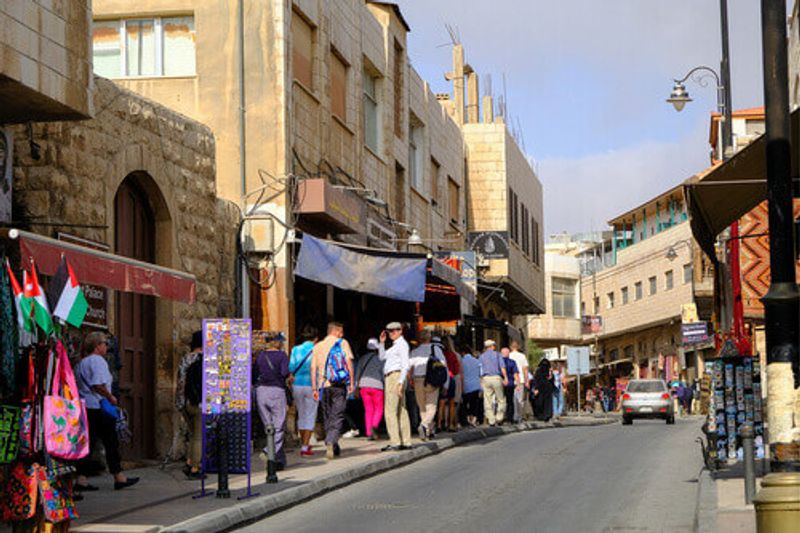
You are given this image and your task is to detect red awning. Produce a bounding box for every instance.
[6,229,196,304]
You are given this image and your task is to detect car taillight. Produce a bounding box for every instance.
[662,393,670,400]
[623,393,631,400]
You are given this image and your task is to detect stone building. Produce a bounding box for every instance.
[1,2,238,459]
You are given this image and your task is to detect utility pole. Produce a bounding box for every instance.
[719,0,733,160]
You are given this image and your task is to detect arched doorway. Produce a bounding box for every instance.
[115,175,156,458]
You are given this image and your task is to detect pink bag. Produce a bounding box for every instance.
[43,342,90,460]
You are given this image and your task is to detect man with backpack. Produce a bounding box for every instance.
[311,322,355,460]
[409,330,448,440]
[479,339,509,426]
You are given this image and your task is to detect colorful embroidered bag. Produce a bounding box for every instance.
[0,461,38,521]
[18,349,37,458]
[37,463,78,523]
[43,342,89,460]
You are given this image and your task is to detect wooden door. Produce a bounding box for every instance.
[114,177,156,459]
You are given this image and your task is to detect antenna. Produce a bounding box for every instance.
[445,24,460,45]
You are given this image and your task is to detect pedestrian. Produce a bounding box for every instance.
[437,336,462,432]
[75,331,139,491]
[584,387,595,413]
[254,334,290,470]
[355,338,385,440]
[288,325,319,457]
[378,322,412,451]
[311,322,355,460]
[460,345,482,427]
[175,330,204,479]
[532,359,555,422]
[501,347,520,424]
[508,341,529,422]
[551,365,563,418]
[479,339,508,426]
[409,330,448,440]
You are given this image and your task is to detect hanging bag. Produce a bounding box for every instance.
[18,348,38,458]
[0,461,38,521]
[43,341,90,460]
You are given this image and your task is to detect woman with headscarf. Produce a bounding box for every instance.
[532,359,555,422]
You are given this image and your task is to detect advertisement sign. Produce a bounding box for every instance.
[468,231,509,259]
[543,347,561,361]
[0,128,12,224]
[566,346,591,375]
[581,315,603,335]
[681,303,699,324]
[682,321,710,345]
[57,233,110,329]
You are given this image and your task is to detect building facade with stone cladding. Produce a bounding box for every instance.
[10,77,239,458]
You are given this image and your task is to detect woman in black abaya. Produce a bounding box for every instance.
[532,359,555,421]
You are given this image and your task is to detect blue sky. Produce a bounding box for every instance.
[397,0,765,237]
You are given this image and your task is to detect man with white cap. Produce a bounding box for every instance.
[378,322,412,451]
[479,339,508,425]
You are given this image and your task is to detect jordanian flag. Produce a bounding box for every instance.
[24,261,54,335]
[46,256,88,329]
[5,259,33,333]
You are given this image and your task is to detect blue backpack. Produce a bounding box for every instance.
[325,339,350,385]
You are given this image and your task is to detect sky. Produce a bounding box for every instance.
[397,0,766,239]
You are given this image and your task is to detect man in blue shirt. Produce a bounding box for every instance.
[479,340,508,426]
[501,347,520,424]
[460,347,482,426]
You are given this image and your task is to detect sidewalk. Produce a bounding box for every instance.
[66,415,615,533]
[695,461,764,533]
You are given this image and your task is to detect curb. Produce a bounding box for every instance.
[161,417,614,533]
[694,468,717,533]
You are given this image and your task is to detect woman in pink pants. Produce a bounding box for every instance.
[355,339,385,439]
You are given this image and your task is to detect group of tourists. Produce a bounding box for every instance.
[174,321,565,479]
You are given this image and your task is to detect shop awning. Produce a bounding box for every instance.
[685,108,799,259]
[4,228,196,303]
[295,235,477,305]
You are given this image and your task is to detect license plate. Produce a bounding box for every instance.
[640,407,653,413]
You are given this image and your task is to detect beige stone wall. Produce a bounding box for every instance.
[528,252,582,344]
[0,0,93,121]
[581,222,694,341]
[11,77,239,454]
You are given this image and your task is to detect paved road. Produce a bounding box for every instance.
[239,417,704,533]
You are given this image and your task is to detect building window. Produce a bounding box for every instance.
[552,277,577,318]
[683,263,693,284]
[593,296,600,314]
[607,292,615,309]
[330,49,348,123]
[665,270,674,290]
[649,276,657,296]
[292,11,314,88]
[393,39,404,138]
[363,65,380,153]
[448,177,459,225]
[509,189,519,243]
[92,16,196,78]
[581,301,586,316]
[521,204,529,255]
[531,216,540,265]
[409,120,423,191]
[635,282,643,301]
[431,158,441,207]
[394,162,406,222]
[621,286,629,305]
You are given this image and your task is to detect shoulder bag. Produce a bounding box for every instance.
[43,341,89,460]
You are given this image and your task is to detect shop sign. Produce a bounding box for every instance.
[0,404,21,463]
[468,231,509,259]
[681,303,699,324]
[57,233,109,329]
[682,322,709,345]
[433,251,477,292]
[0,128,12,224]
[581,315,603,334]
[543,347,560,361]
[566,346,591,375]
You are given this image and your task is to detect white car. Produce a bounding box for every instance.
[621,379,675,425]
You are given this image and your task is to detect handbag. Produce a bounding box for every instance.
[116,406,132,444]
[18,348,37,458]
[43,342,90,460]
[100,397,120,420]
[0,461,38,521]
[36,463,78,523]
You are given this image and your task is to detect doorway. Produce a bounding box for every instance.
[114,175,156,459]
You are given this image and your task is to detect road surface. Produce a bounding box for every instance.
[239,417,704,533]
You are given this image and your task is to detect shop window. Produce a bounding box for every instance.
[683,263,692,284]
[330,49,348,123]
[409,119,423,191]
[635,281,643,301]
[649,276,657,296]
[448,177,460,225]
[552,277,577,318]
[363,64,380,153]
[621,286,629,305]
[292,11,314,88]
[92,16,196,78]
[665,269,674,290]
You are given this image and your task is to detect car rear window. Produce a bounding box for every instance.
[627,381,666,393]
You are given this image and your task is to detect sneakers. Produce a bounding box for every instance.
[418,424,428,441]
[300,446,314,457]
[326,443,335,460]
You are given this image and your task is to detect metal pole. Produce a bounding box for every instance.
[742,424,756,504]
[719,0,733,159]
[216,416,230,498]
[265,424,278,483]
[577,373,581,413]
[759,0,800,471]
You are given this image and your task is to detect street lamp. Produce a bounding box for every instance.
[667,65,725,117]
[666,81,692,112]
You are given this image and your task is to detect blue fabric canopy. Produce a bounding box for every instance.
[295,235,428,302]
